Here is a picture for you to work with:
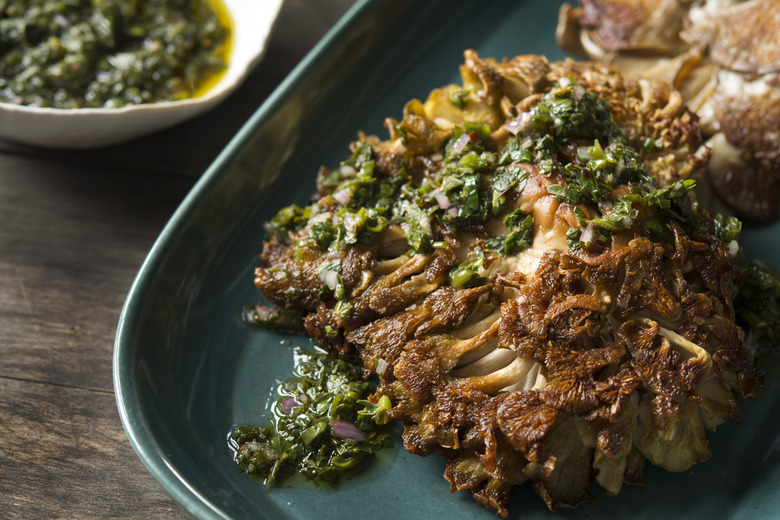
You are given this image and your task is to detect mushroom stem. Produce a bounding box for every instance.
[636,317,713,374]
[456,356,544,395]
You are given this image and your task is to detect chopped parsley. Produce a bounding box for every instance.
[265,204,312,243]
[528,77,624,143]
[448,86,471,108]
[301,142,402,251]
[449,248,487,290]
[524,78,702,247]
[491,164,529,216]
[483,209,534,257]
[548,140,647,206]
[713,214,742,244]
[264,76,709,276]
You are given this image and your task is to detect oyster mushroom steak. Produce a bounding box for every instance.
[246,51,763,516]
[557,0,780,221]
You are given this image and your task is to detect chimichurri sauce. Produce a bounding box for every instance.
[0,0,231,108]
[228,347,392,487]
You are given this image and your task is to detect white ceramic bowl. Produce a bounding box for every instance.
[0,0,284,149]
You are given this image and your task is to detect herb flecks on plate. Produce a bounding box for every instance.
[229,348,392,487]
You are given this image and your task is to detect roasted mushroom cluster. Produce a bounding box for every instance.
[252,51,763,516]
[557,0,780,221]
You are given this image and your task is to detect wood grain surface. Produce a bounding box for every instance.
[0,1,356,518]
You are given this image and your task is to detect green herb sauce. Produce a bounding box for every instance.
[268,77,705,290]
[0,0,231,108]
[228,348,392,487]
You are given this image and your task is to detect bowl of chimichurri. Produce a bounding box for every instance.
[0,0,283,148]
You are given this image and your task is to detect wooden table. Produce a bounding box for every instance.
[0,1,355,517]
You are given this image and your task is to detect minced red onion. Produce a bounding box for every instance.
[502,120,522,135]
[448,206,459,218]
[339,165,357,177]
[452,132,471,153]
[496,183,513,197]
[143,38,161,52]
[254,304,273,319]
[598,200,614,213]
[280,397,299,415]
[331,420,368,441]
[580,226,594,245]
[332,188,352,205]
[502,112,531,135]
[375,358,388,376]
[430,189,452,209]
[572,86,586,101]
[54,14,70,27]
[318,268,339,290]
[616,158,626,177]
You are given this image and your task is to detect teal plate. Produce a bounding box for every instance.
[114,0,780,518]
